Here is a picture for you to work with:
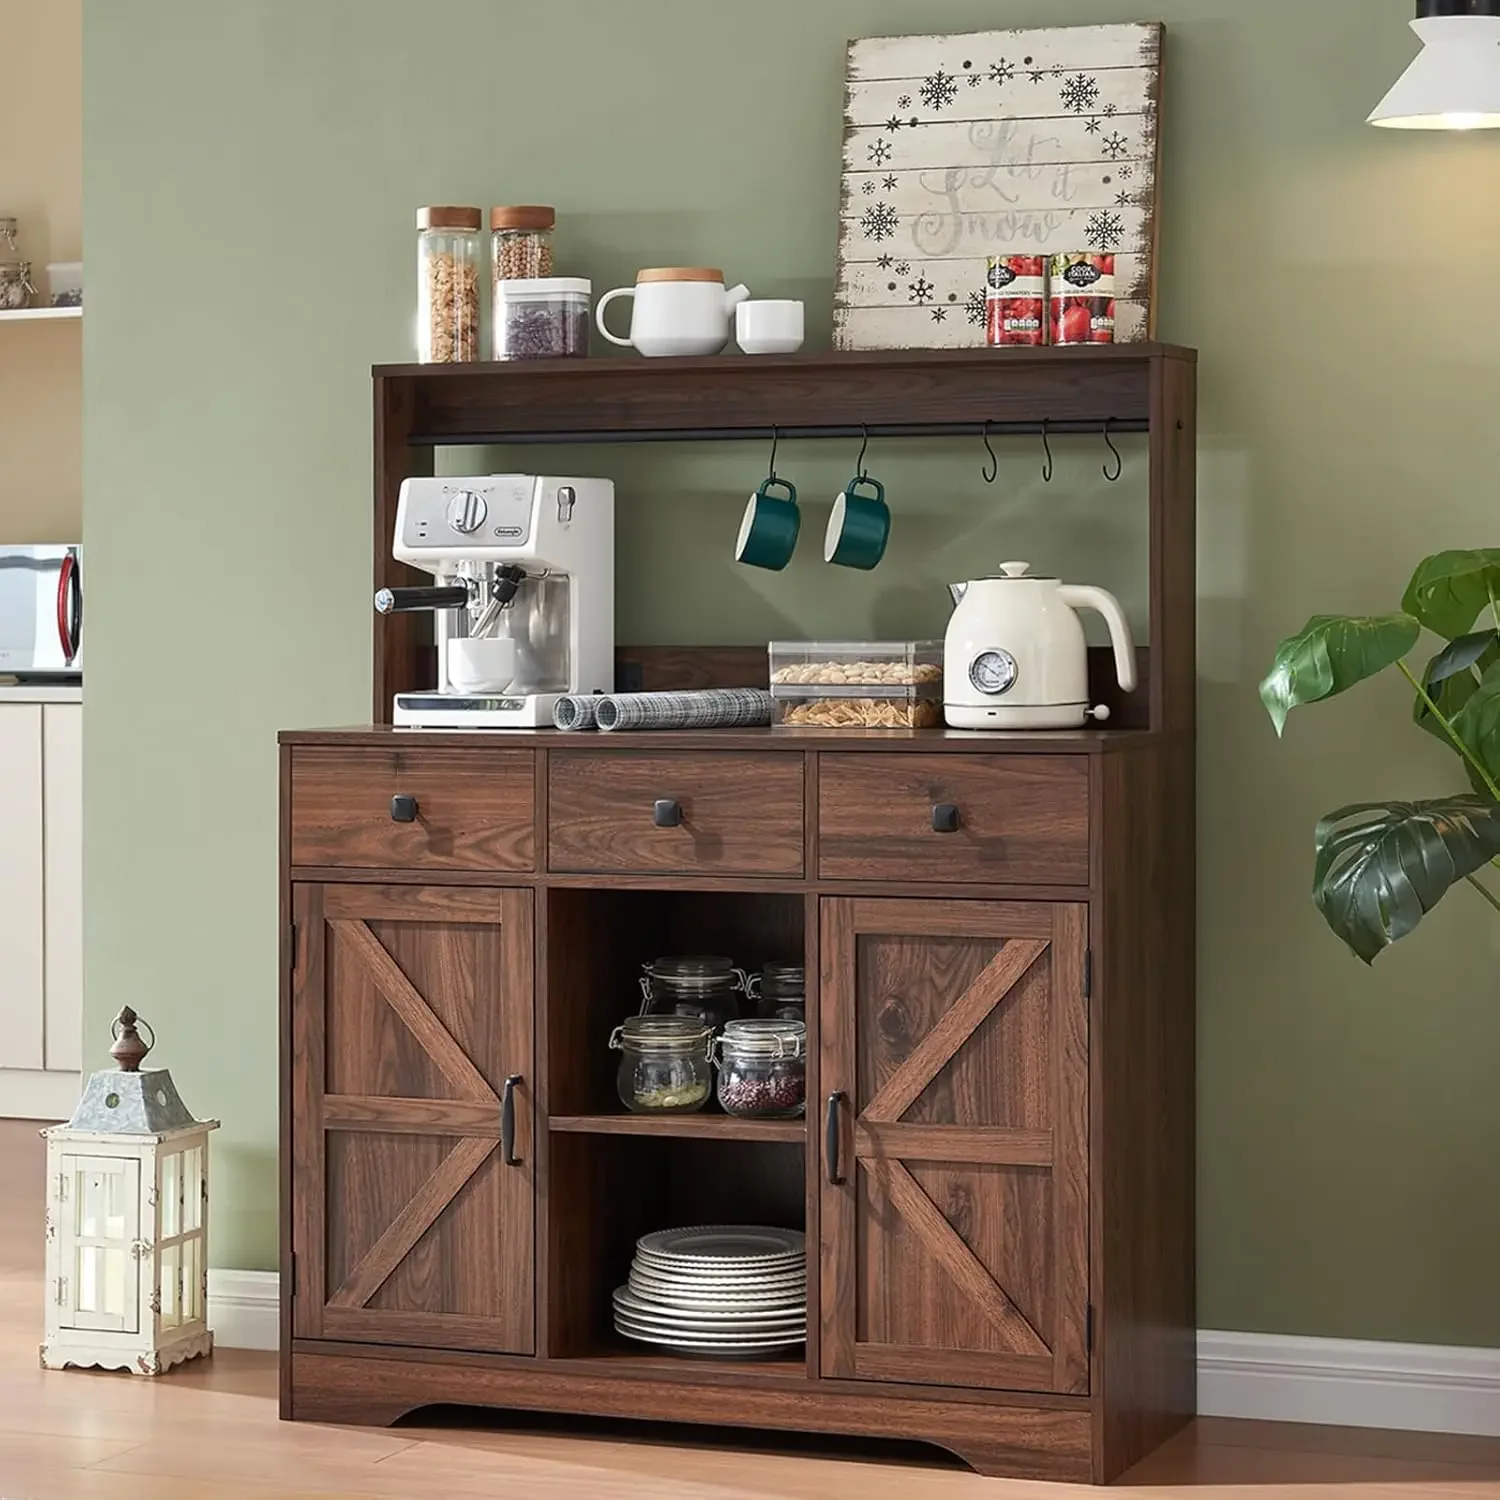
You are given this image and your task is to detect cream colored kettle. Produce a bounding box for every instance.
[943,562,1136,729]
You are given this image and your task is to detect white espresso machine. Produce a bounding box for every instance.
[375,474,614,728]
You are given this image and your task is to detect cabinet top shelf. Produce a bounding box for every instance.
[0,306,81,323]
[372,343,1197,447]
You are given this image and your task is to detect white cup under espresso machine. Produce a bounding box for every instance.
[374,474,614,728]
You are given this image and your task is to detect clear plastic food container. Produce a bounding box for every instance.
[491,277,590,360]
[768,640,943,729]
[46,261,82,308]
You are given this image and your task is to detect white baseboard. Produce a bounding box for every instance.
[203,1285,1500,1438]
[1198,1329,1500,1437]
[207,1269,279,1352]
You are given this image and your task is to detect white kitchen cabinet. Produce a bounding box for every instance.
[0,689,83,1118]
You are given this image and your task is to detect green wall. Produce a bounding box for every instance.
[83,0,1500,1344]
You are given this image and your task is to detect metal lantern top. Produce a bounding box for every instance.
[62,1008,209,1135]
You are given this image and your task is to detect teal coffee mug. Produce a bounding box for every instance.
[824,477,890,570]
[736,478,801,570]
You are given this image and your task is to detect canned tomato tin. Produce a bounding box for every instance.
[985,255,1046,347]
[1049,253,1116,345]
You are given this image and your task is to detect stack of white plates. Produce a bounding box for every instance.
[613,1225,806,1358]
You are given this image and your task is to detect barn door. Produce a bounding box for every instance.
[819,898,1088,1394]
[290,883,534,1354]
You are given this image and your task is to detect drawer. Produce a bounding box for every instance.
[289,747,535,871]
[817,754,1089,885]
[548,752,803,877]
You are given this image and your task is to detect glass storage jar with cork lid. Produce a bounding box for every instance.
[416,206,481,363]
[490,205,555,282]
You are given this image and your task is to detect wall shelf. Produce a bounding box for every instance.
[0,306,81,323]
[549,1112,806,1143]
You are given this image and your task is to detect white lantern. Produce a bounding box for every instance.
[41,1007,219,1376]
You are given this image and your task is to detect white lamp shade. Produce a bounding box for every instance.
[1370,14,1500,129]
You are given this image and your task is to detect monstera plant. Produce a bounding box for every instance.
[1261,549,1500,963]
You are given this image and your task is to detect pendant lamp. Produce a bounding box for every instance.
[1370,0,1500,129]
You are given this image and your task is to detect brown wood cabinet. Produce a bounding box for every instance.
[280,727,1194,1484]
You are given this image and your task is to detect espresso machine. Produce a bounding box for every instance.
[375,474,614,728]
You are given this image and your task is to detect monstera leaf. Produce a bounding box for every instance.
[1402,550,1500,638]
[1414,632,1500,794]
[1260,613,1421,735]
[1451,661,1500,798]
[1313,797,1500,963]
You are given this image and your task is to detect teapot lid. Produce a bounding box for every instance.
[984,561,1055,580]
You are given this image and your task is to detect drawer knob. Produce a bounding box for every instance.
[931,803,961,834]
[390,794,419,823]
[653,798,683,828]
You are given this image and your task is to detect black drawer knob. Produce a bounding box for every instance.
[653,798,683,828]
[390,794,419,823]
[931,803,960,833]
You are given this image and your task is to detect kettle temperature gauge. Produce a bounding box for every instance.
[968,649,1018,696]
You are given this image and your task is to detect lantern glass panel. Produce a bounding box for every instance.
[78,1165,129,1241]
[183,1146,202,1232]
[160,1243,180,1328]
[76,1244,129,1318]
[182,1236,200,1321]
[161,1151,180,1237]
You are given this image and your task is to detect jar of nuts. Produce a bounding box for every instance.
[491,205,555,283]
[416,205,481,363]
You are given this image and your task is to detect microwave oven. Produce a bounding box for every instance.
[0,545,82,679]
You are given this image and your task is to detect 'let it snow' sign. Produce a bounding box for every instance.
[833,22,1164,350]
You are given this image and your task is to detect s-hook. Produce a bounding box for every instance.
[1102,417,1123,483]
[856,424,871,481]
[766,425,781,482]
[981,420,998,484]
[1040,418,1054,484]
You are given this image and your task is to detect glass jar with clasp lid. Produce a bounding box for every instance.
[0,259,34,310]
[748,963,806,1023]
[714,1019,807,1119]
[639,955,748,1033]
[610,1014,713,1114]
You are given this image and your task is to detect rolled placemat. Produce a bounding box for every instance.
[594,687,774,732]
[552,694,602,731]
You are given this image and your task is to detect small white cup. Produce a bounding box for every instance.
[736,299,804,355]
[447,637,516,694]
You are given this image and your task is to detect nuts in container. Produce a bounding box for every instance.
[768,640,943,730]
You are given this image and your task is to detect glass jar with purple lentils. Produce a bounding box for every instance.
[714,1019,806,1119]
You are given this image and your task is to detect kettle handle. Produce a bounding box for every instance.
[1057,585,1137,693]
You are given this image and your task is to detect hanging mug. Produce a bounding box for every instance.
[736,478,800,570]
[824,476,890,570]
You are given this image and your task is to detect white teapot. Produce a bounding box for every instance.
[944,561,1137,729]
[596,268,750,357]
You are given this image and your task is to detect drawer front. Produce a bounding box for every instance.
[548,752,803,876]
[289,747,534,871]
[818,754,1089,885]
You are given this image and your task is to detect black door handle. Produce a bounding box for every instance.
[501,1074,523,1165]
[653,798,683,828]
[931,803,960,833]
[390,794,419,823]
[825,1091,846,1186]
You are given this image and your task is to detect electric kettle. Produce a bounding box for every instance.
[943,561,1137,729]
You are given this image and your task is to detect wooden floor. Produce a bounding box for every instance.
[4,1118,1500,1497]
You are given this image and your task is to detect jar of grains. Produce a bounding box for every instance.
[416,205,481,363]
[610,1014,714,1114]
[715,1019,806,1119]
[491,205,555,282]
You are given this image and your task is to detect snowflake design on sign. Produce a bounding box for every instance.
[965,289,986,325]
[908,275,934,303]
[1085,116,1102,135]
[882,174,897,190]
[989,59,1015,82]
[867,138,891,164]
[1086,211,1124,251]
[1060,74,1100,113]
[1102,131,1129,160]
[1028,67,1046,83]
[1103,101,1118,116]
[860,201,899,241]
[894,261,910,276]
[920,69,958,110]
[931,306,948,322]
[967,71,983,87]
[861,180,875,194]
[1115,190,1133,207]
[884,114,903,131]
[1118,163,1133,179]
[896,93,911,108]
[876,253,894,269]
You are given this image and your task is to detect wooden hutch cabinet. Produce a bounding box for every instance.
[279,346,1196,1484]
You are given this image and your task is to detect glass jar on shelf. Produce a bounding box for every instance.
[749,963,806,1023]
[416,205,481,363]
[490,204,555,283]
[610,1014,713,1114]
[714,1019,806,1119]
[0,260,34,310]
[639,955,747,1033]
[0,218,18,254]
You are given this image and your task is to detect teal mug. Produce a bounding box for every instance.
[824,477,890,570]
[736,478,801,570]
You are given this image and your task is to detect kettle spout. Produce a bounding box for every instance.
[948,581,968,607]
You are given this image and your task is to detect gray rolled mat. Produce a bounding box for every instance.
[594,688,773,732]
[552,694,602,730]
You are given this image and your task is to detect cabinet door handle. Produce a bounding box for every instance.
[653,798,683,828]
[825,1091,846,1186]
[501,1074,523,1165]
[931,803,960,833]
[390,794,419,823]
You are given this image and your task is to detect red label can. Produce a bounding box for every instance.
[1049,253,1116,344]
[985,255,1046,347]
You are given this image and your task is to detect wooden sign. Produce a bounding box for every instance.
[833,22,1164,350]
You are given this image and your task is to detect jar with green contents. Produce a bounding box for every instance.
[610,1014,713,1114]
